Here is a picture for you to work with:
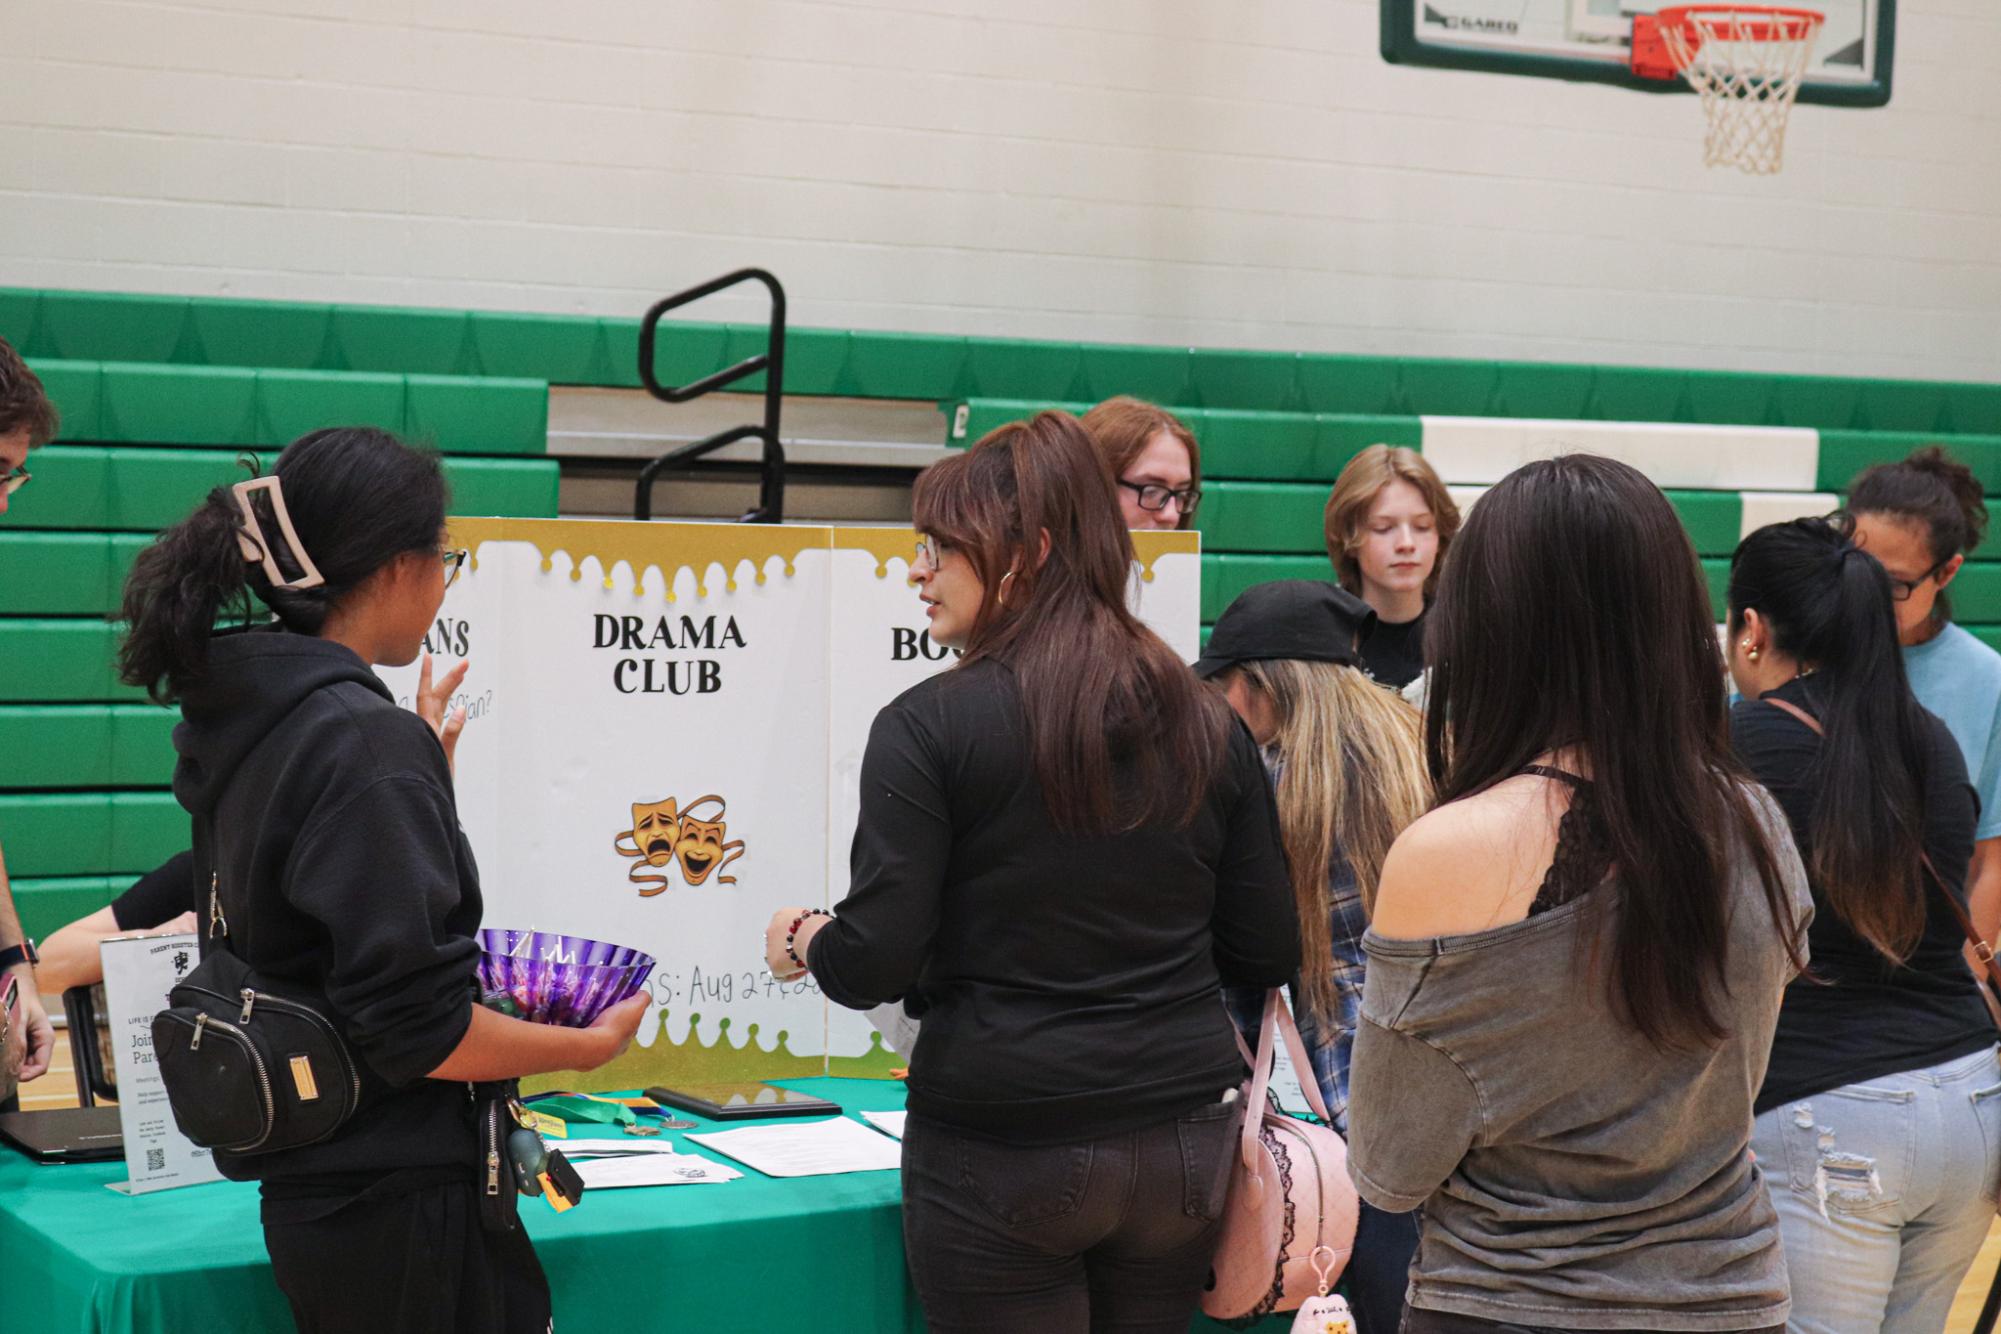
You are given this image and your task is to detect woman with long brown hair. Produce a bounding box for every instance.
[1348,454,1811,1333]
[762,411,1297,1334]
[1196,579,1431,1333]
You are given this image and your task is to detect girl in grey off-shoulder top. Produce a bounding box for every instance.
[1349,786,1811,1330]
[1347,454,1814,1334]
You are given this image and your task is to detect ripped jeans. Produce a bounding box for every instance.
[1749,1046,2001,1334]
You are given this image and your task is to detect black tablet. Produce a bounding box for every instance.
[644,1082,841,1121]
[0,1106,124,1163]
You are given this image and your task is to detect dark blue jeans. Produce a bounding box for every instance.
[899,1098,1240,1334]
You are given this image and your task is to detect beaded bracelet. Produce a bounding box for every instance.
[784,909,832,970]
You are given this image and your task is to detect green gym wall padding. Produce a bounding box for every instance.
[0,621,134,702]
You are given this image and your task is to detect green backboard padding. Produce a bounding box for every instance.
[0,533,147,615]
[0,791,187,878]
[26,359,548,455]
[8,448,556,531]
[0,705,177,789]
[10,877,140,943]
[0,621,133,702]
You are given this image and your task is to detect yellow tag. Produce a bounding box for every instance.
[540,1176,575,1212]
[526,1111,567,1139]
[289,1055,320,1102]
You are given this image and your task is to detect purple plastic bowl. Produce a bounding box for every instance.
[477,930,656,1028]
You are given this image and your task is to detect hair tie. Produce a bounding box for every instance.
[232,476,325,591]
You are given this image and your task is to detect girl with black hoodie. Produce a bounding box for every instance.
[119,427,646,1334]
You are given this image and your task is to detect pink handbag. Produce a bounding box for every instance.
[1201,989,1361,1330]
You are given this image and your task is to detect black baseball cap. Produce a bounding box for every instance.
[1192,580,1377,679]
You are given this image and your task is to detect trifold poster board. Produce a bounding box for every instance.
[100,932,222,1194]
[375,520,1200,1094]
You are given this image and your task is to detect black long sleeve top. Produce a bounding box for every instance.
[809,659,1299,1144]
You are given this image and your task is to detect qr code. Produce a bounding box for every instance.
[146,1148,165,1172]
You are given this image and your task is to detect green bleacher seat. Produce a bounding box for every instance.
[8,876,144,944]
[23,360,548,455]
[0,621,134,703]
[0,706,177,789]
[0,791,188,879]
[11,448,557,533]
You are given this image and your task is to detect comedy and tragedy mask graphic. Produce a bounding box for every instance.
[612,794,746,895]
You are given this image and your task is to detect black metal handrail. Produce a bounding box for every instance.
[634,268,787,523]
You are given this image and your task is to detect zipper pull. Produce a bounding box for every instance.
[191,1014,209,1050]
[486,1104,503,1196]
[208,872,229,940]
[239,988,256,1023]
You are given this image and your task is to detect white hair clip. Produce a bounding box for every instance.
[232,476,325,591]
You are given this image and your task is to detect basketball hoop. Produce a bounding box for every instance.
[1631,6,1824,175]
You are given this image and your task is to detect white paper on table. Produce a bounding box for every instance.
[99,933,224,1196]
[560,1137,726,1158]
[572,1151,742,1189]
[859,1110,906,1140]
[686,1116,903,1177]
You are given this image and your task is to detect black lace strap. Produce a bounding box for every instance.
[1519,763,1589,788]
[1524,766,1604,914]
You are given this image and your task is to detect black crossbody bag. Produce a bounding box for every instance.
[152,861,365,1156]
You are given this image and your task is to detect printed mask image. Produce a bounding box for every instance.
[675,796,747,887]
[611,794,746,893]
[613,798,683,897]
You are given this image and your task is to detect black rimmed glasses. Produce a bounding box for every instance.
[2,466,28,497]
[1117,479,1201,516]
[1886,555,1950,602]
[441,547,469,589]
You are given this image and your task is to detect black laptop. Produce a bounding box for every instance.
[0,1106,124,1163]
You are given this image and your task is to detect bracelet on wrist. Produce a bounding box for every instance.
[784,909,832,970]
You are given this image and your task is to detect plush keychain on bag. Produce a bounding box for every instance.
[1289,1247,1355,1334]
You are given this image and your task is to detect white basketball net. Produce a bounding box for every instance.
[1659,8,1823,175]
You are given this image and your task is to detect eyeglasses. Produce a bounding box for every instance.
[1117,479,1201,516]
[441,547,468,589]
[913,535,949,571]
[1885,555,1949,602]
[2,466,28,497]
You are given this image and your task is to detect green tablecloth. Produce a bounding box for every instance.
[0,1078,1287,1334]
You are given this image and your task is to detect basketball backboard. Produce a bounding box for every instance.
[1383,0,1895,106]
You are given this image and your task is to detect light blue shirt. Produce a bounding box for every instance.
[1905,622,2001,841]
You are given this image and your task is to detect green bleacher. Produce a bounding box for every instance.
[6,285,2000,943]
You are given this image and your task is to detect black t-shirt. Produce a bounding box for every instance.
[110,851,197,929]
[1362,609,1426,690]
[1730,676,1994,1113]
[808,658,1300,1144]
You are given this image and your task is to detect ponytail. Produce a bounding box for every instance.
[1848,445,1988,626]
[1728,517,1931,962]
[119,429,447,704]
[119,483,260,705]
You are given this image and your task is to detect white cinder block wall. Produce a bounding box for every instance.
[1,0,1997,379]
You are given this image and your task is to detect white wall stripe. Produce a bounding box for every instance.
[1420,417,1821,492]
[1738,491,1841,540]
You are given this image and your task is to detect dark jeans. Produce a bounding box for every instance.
[900,1097,1241,1334]
[263,1178,551,1334]
[1349,1201,1419,1332]
[1402,1311,1784,1334]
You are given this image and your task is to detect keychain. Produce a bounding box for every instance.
[1288,1247,1354,1334]
[506,1098,585,1211]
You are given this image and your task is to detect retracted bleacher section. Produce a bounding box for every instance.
[5,286,2000,943]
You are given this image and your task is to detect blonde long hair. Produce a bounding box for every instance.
[1323,444,1461,598]
[1233,658,1430,1024]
